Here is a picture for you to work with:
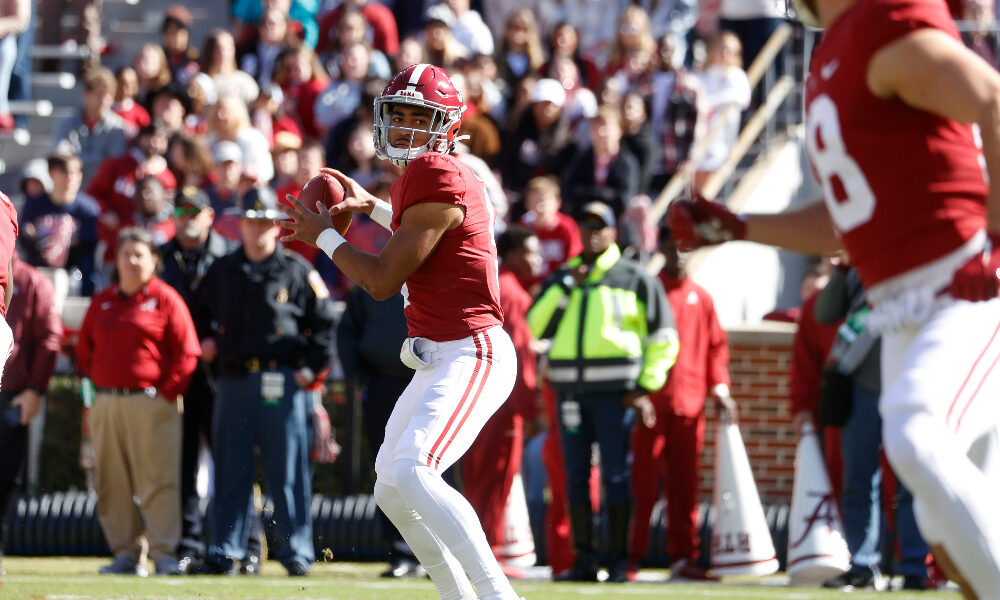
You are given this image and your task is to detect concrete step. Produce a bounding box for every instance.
[9,100,53,117]
[13,110,74,137]
[100,2,230,70]
[31,79,82,110]
[30,44,91,62]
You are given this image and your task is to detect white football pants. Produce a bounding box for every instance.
[880,295,1000,598]
[374,326,519,600]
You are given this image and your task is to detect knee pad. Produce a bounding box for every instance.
[911,496,942,544]
[393,458,431,501]
[374,481,407,516]
[882,411,942,492]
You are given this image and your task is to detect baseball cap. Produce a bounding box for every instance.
[230,186,282,220]
[164,4,193,29]
[424,3,456,27]
[578,201,616,229]
[21,158,53,193]
[532,78,566,107]
[273,130,303,153]
[259,82,284,104]
[213,141,242,164]
[175,185,210,210]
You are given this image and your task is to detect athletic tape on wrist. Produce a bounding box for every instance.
[370,200,393,230]
[317,228,347,259]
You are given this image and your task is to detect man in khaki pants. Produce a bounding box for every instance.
[76,228,200,576]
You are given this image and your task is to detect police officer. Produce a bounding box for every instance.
[159,186,270,575]
[193,186,336,576]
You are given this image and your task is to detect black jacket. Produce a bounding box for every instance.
[336,286,412,383]
[560,147,640,219]
[194,246,337,375]
[159,231,234,339]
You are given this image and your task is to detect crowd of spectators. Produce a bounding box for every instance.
[14,0,772,302]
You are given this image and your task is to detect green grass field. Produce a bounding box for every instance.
[0,558,960,600]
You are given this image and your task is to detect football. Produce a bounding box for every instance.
[299,172,351,235]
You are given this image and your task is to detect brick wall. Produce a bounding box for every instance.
[696,322,797,505]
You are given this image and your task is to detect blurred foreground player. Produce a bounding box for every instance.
[669,0,1000,594]
[0,191,17,380]
[0,254,61,574]
[279,64,522,600]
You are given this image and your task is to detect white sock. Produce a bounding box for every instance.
[374,481,475,600]
[393,459,518,600]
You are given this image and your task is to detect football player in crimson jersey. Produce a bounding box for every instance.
[0,191,18,384]
[668,0,1000,595]
[279,64,521,600]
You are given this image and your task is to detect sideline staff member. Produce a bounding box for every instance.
[76,227,201,577]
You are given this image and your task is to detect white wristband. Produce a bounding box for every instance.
[370,199,393,231]
[317,228,347,259]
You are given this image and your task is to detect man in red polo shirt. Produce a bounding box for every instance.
[76,227,200,577]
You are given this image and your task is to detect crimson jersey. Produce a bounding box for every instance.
[805,0,988,289]
[520,211,583,288]
[0,192,17,317]
[390,152,503,341]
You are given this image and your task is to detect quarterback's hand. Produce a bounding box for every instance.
[949,234,1000,302]
[320,168,380,217]
[277,194,334,247]
[666,194,746,251]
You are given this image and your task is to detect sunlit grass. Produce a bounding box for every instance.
[0,557,958,600]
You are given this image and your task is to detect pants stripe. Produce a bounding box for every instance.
[425,333,485,468]
[435,331,493,468]
[947,319,1000,430]
[955,347,1000,433]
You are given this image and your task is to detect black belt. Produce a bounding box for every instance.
[220,357,294,377]
[95,386,158,398]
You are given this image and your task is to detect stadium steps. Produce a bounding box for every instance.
[99,0,231,71]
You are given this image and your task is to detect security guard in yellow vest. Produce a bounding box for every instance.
[528,202,678,583]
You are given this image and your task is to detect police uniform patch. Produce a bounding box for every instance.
[276,287,289,304]
[308,270,330,299]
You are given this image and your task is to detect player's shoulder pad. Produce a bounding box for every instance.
[407,151,462,178]
[866,0,955,34]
